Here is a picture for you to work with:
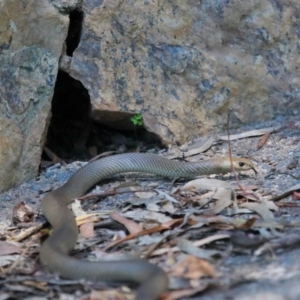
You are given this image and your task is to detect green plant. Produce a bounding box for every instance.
[130,114,143,126]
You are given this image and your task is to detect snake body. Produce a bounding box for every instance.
[40,153,254,300]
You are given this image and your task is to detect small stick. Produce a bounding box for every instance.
[226,111,244,190]
[226,111,259,200]
[11,223,44,242]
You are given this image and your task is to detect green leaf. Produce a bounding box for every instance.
[130,114,143,126]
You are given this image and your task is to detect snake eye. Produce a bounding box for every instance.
[239,162,245,167]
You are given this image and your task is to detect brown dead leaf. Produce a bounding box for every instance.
[257,132,271,149]
[236,217,258,230]
[292,191,300,200]
[12,201,34,224]
[0,241,22,256]
[170,255,216,279]
[110,212,142,234]
[80,222,95,238]
[163,283,209,300]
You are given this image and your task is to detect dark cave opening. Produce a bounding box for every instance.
[45,71,162,161]
[45,71,92,159]
[65,9,84,56]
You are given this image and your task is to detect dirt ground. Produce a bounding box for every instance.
[1,116,300,300]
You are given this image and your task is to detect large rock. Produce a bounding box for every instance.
[69,0,300,144]
[1,0,300,191]
[0,0,69,192]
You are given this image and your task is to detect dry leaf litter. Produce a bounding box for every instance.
[1,117,300,300]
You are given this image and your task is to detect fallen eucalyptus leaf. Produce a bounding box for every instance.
[218,126,281,141]
[177,239,222,259]
[182,178,231,191]
[135,191,156,198]
[240,202,274,220]
[79,222,94,238]
[161,201,176,214]
[205,187,233,214]
[181,136,215,157]
[110,211,142,234]
[170,255,216,279]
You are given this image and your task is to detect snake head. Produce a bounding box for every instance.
[232,158,257,174]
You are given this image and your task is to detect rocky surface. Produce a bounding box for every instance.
[69,0,300,145]
[0,0,69,192]
[1,0,300,192]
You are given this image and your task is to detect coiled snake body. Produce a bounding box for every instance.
[40,153,254,300]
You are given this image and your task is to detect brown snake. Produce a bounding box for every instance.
[40,153,254,300]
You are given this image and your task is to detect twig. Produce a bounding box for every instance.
[226,111,259,201]
[227,111,244,191]
[11,223,44,242]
